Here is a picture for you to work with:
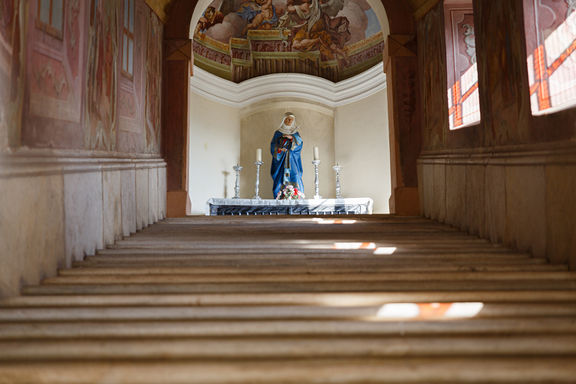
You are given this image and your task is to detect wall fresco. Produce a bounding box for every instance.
[145,9,162,153]
[192,0,384,82]
[2,0,162,154]
[84,0,119,151]
[444,4,480,129]
[22,0,85,149]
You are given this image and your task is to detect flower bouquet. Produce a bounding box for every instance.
[276,184,305,200]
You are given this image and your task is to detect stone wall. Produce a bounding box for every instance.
[0,152,166,297]
[417,0,576,267]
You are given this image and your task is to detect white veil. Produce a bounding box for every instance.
[277,112,298,135]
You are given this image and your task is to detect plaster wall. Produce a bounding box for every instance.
[335,89,391,213]
[240,101,336,201]
[187,92,241,214]
[187,90,391,213]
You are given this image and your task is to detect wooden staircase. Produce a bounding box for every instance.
[1,215,576,383]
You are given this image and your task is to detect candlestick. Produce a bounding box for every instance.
[333,163,343,199]
[253,160,263,200]
[313,146,319,161]
[256,148,262,162]
[232,164,243,199]
[312,160,321,199]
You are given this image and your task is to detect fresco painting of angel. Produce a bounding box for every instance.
[192,0,383,82]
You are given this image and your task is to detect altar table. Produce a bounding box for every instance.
[206,198,373,216]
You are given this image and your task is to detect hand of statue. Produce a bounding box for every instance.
[283,135,293,140]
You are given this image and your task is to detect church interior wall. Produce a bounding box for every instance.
[0,0,167,297]
[186,89,391,213]
[240,101,336,201]
[187,91,240,214]
[417,0,576,268]
[335,89,391,213]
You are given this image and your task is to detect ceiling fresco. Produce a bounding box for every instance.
[192,0,385,82]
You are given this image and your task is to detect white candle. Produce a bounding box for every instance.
[256,148,262,162]
[313,146,319,161]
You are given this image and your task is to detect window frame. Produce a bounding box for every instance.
[122,0,135,80]
[523,0,576,116]
[36,0,64,40]
[443,1,481,130]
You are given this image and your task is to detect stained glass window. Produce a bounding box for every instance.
[37,0,64,38]
[524,0,576,115]
[444,1,481,129]
[122,0,135,78]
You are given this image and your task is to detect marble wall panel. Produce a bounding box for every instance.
[63,171,104,263]
[417,163,425,216]
[159,166,167,219]
[505,165,546,258]
[103,170,122,245]
[0,174,65,297]
[421,163,434,218]
[148,167,159,223]
[465,164,486,236]
[432,163,446,222]
[121,168,137,236]
[484,165,507,244]
[417,2,448,151]
[136,167,150,230]
[445,164,466,228]
[546,165,576,266]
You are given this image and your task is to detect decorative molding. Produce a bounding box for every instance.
[145,0,168,23]
[412,0,443,20]
[418,142,576,166]
[0,150,166,178]
[189,63,387,108]
[239,100,335,118]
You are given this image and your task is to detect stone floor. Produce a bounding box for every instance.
[1,215,576,383]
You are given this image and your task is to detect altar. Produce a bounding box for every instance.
[206,198,373,216]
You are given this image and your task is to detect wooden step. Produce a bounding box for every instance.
[1,359,576,383]
[21,278,576,295]
[96,247,524,255]
[1,303,576,322]
[43,271,576,285]
[5,291,576,307]
[2,336,576,361]
[63,264,571,275]
[2,318,576,340]
[3,215,575,383]
[76,257,549,268]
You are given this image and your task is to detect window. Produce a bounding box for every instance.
[122,0,135,78]
[524,0,576,115]
[444,1,481,130]
[90,0,99,26]
[37,0,64,39]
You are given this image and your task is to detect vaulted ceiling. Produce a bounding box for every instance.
[146,0,442,23]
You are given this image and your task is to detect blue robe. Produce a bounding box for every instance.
[270,130,304,198]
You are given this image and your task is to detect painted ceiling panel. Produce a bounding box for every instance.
[192,0,386,82]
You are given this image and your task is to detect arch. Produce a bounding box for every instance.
[188,0,391,41]
[162,0,417,216]
[165,0,413,39]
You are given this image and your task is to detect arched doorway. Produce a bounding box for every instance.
[162,0,420,216]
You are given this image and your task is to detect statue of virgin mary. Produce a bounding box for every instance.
[270,112,304,198]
